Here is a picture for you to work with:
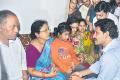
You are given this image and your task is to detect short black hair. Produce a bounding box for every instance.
[30,20,48,40]
[53,22,71,36]
[95,1,111,13]
[78,18,87,25]
[110,0,118,7]
[67,17,79,26]
[95,18,118,39]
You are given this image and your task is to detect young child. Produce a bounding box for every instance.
[51,22,83,79]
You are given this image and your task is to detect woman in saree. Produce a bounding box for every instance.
[76,19,97,65]
[26,20,66,80]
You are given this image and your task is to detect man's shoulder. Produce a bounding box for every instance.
[93,17,97,23]
[9,37,24,48]
[9,37,21,43]
[102,47,120,63]
[108,13,118,23]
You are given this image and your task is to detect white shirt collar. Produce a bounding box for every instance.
[0,39,16,47]
[102,39,119,53]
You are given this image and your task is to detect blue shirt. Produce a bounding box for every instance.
[86,39,120,80]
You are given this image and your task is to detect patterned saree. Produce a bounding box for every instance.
[30,38,66,80]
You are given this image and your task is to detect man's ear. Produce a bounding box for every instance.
[104,31,109,38]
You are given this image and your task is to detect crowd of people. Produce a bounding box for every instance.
[0,0,120,80]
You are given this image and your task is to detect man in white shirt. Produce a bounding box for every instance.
[0,10,28,80]
[79,0,91,19]
[70,18,120,80]
[114,7,120,18]
[114,6,120,38]
[92,1,119,31]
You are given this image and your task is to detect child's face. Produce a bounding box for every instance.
[78,21,86,33]
[70,23,78,33]
[60,31,70,41]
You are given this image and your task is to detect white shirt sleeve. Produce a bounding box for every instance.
[89,61,100,74]
[114,7,120,17]
[86,52,118,80]
[92,17,97,31]
[21,44,27,70]
[18,38,27,70]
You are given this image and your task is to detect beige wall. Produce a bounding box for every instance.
[0,0,70,34]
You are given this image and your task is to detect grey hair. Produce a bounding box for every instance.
[0,10,17,25]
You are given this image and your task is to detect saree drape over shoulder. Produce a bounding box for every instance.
[27,38,66,80]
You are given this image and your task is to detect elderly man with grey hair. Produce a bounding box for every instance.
[0,10,28,80]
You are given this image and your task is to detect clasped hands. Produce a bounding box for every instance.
[69,72,85,80]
